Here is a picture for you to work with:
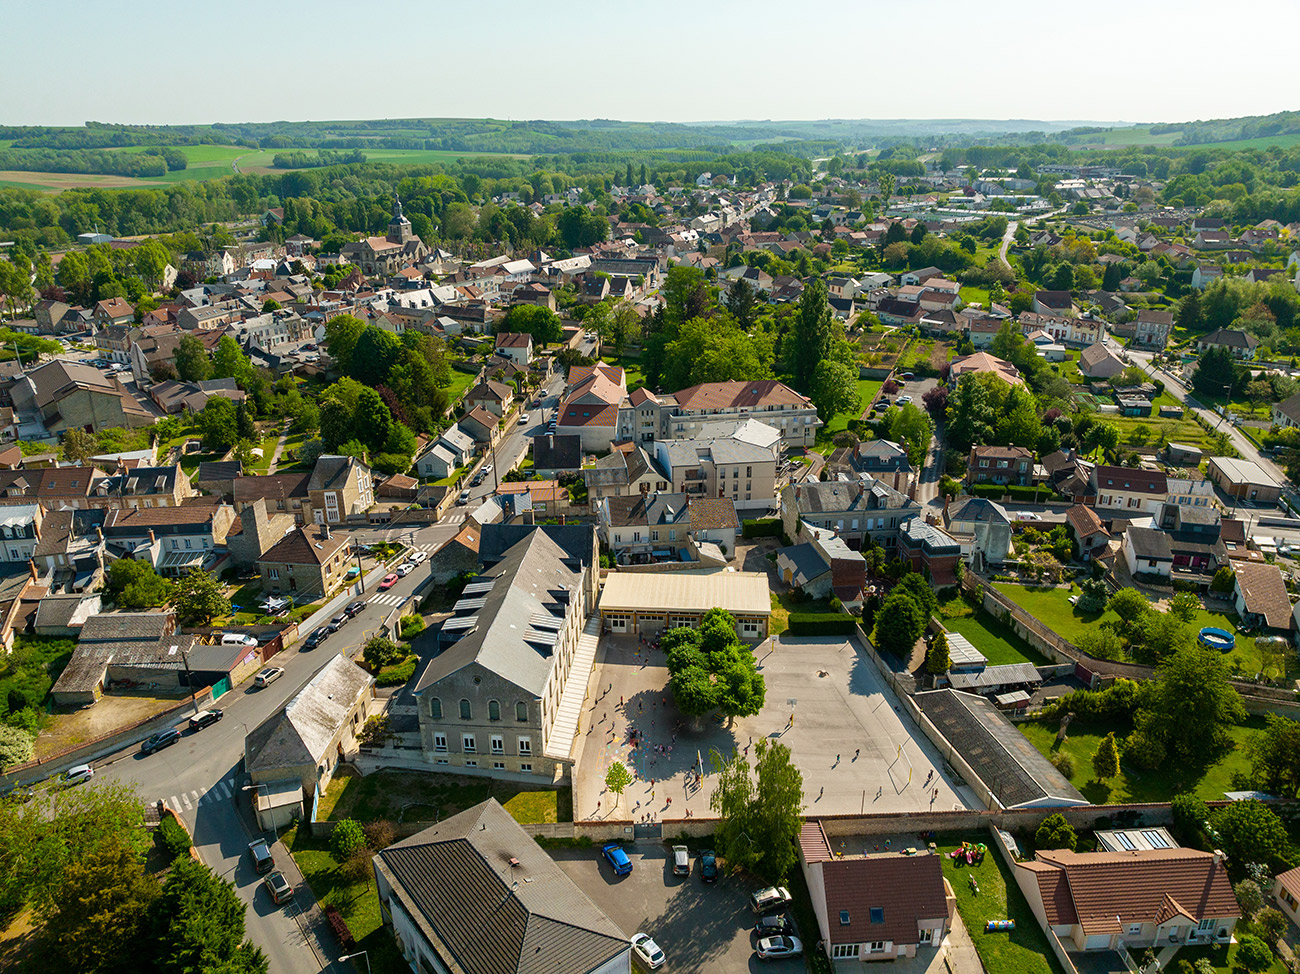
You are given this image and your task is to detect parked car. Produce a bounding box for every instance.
[409,550,428,564]
[394,562,415,577]
[263,870,294,905]
[602,843,632,876]
[757,936,803,960]
[0,783,33,803]
[328,614,348,631]
[482,464,493,476]
[630,933,665,970]
[303,628,330,650]
[457,490,471,505]
[188,709,223,730]
[344,600,367,618]
[248,838,274,873]
[518,412,530,425]
[672,845,690,876]
[751,886,792,914]
[755,914,795,936]
[699,849,718,883]
[60,764,94,785]
[253,666,284,688]
[140,728,182,755]
[221,632,258,647]
[378,573,400,590]
[896,395,913,406]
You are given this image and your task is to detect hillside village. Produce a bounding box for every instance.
[5,129,1300,974]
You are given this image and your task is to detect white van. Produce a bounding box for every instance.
[221,632,258,647]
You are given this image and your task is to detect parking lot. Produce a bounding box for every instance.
[550,844,806,973]
[573,634,967,823]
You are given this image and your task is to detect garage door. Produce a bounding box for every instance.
[1084,934,1112,950]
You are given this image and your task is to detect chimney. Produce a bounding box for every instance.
[559,514,566,525]
[27,558,37,583]
[795,486,802,501]
[855,481,865,499]
[148,529,156,545]
[1212,849,1225,867]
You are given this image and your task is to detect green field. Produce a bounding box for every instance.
[938,594,1051,666]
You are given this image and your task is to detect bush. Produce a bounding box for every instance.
[1171,794,1211,848]
[0,724,34,768]
[399,614,426,639]
[376,656,417,687]
[787,613,858,635]
[1234,935,1272,973]
[1040,679,1141,723]
[157,814,192,860]
[330,818,366,863]
[742,518,783,539]
[323,905,356,951]
[1050,751,1076,778]
[1123,730,1167,770]
[363,819,397,851]
[1035,813,1078,851]
[970,483,1055,501]
[363,636,404,671]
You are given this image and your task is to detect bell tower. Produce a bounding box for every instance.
[387,192,412,244]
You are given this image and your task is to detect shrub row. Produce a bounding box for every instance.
[742,517,783,538]
[787,613,859,636]
[969,483,1058,501]
[324,905,356,951]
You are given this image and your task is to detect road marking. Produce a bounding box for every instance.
[181,793,192,810]
[168,795,179,811]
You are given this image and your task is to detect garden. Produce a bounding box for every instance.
[316,768,572,824]
[937,593,1051,666]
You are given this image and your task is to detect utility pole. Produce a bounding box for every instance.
[353,542,367,593]
[174,643,198,715]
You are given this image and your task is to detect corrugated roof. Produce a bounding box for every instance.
[599,570,769,615]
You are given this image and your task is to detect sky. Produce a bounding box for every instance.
[3,0,1296,128]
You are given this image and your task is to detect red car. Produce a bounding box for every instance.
[378,573,400,591]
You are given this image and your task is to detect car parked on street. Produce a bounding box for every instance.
[303,628,330,650]
[378,573,400,590]
[328,614,348,631]
[630,933,665,970]
[263,870,294,905]
[248,839,274,874]
[409,550,428,564]
[60,764,94,786]
[140,728,182,755]
[253,666,284,687]
[751,886,793,914]
[756,936,803,960]
[457,490,471,505]
[672,845,690,876]
[602,843,632,876]
[344,600,366,618]
[395,562,415,577]
[188,709,223,730]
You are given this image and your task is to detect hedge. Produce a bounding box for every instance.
[787,613,859,635]
[324,905,356,951]
[742,518,783,539]
[969,483,1058,501]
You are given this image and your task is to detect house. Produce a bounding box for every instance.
[967,446,1033,486]
[555,371,624,453]
[948,352,1025,388]
[652,433,779,513]
[1090,464,1167,515]
[101,501,234,576]
[307,454,373,525]
[799,822,952,964]
[1273,393,1300,430]
[372,800,630,974]
[943,495,1013,568]
[598,493,739,563]
[1131,309,1173,348]
[780,480,917,551]
[531,434,582,479]
[9,359,153,434]
[1016,847,1237,952]
[776,531,867,604]
[0,504,42,563]
[92,463,195,510]
[233,470,312,523]
[244,654,374,829]
[900,267,943,286]
[1078,342,1126,379]
[413,529,595,777]
[426,522,481,584]
[1233,561,1293,632]
[226,498,297,569]
[258,524,352,601]
[896,515,963,586]
[598,570,769,639]
[1196,328,1258,361]
[0,465,107,510]
[1064,505,1109,561]
[1124,526,1173,578]
[463,379,514,419]
[912,689,1085,809]
[1206,456,1284,503]
[492,331,533,366]
[1191,264,1223,289]
[663,379,822,447]
[851,438,913,494]
[583,445,667,504]
[49,611,193,706]
[1032,290,1075,316]
[93,297,135,330]
[1273,867,1300,928]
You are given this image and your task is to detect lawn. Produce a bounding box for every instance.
[1173,937,1289,974]
[1103,412,1231,453]
[991,583,1286,679]
[816,378,885,449]
[937,836,1064,974]
[937,594,1051,666]
[1018,716,1262,804]
[767,592,836,637]
[959,285,991,307]
[284,824,408,974]
[318,768,572,824]
[441,366,478,407]
[433,463,470,487]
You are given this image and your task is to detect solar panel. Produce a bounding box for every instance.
[452,597,487,613]
[441,615,479,632]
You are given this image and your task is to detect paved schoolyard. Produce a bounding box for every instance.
[571,634,968,823]
[550,844,804,974]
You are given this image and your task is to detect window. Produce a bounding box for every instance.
[516,701,528,722]
[840,911,851,926]
[465,759,477,768]
[1197,919,1213,932]
[488,700,500,721]
[429,698,442,719]
[459,699,472,720]
[651,530,659,542]
[520,762,532,773]
[1129,924,1142,936]
[183,538,191,549]
[436,758,448,765]
[171,539,179,550]
[869,942,887,954]
[491,735,504,755]
[832,945,858,959]
[462,734,476,753]
[269,568,279,580]
[433,733,447,752]
[870,908,885,924]
[517,737,532,756]
[493,761,506,770]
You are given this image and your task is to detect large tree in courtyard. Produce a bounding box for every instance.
[710,739,803,882]
[664,608,765,723]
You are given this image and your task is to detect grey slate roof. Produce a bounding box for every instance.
[416,532,583,696]
[375,799,627,974]
[777,542,829,585]
[947,496,1011,525]
[531,434,582,472]
[477,523,596,569]
[246,654,373,774]
[1127,526,1173,561]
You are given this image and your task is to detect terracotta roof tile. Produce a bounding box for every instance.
[820,854,949,946]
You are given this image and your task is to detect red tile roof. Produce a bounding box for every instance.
[673,379,812,411]
[820,855,950,946]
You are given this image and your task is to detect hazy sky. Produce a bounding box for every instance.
[4,0,1295,127]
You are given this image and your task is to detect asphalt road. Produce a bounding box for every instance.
[65,521,459,974]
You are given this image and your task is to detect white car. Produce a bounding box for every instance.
[61,764,94,786]
[896,395,913,406]
[630,933,665,970]
[1018,512,1040,521]
[409,550,429,564]
[518,412,530,425]
[395,562,416,577]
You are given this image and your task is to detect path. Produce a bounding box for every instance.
[998,220,1018,264]
[267,422,290,473]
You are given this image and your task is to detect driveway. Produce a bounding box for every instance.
[551,845,804,974]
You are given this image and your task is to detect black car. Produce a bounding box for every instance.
[303,628,330,650]
[344,600,366,618]
[248,839,274,874]
[188,709,223,731]
[755,914,795,936]
[140,728,182,755]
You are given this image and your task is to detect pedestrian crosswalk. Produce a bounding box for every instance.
[368,592,407,607]
[412,542,437,552]
[160,777,237,814]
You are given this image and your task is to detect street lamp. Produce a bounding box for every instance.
[338,952,370,974]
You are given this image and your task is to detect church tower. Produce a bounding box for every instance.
[387,192,412,244]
